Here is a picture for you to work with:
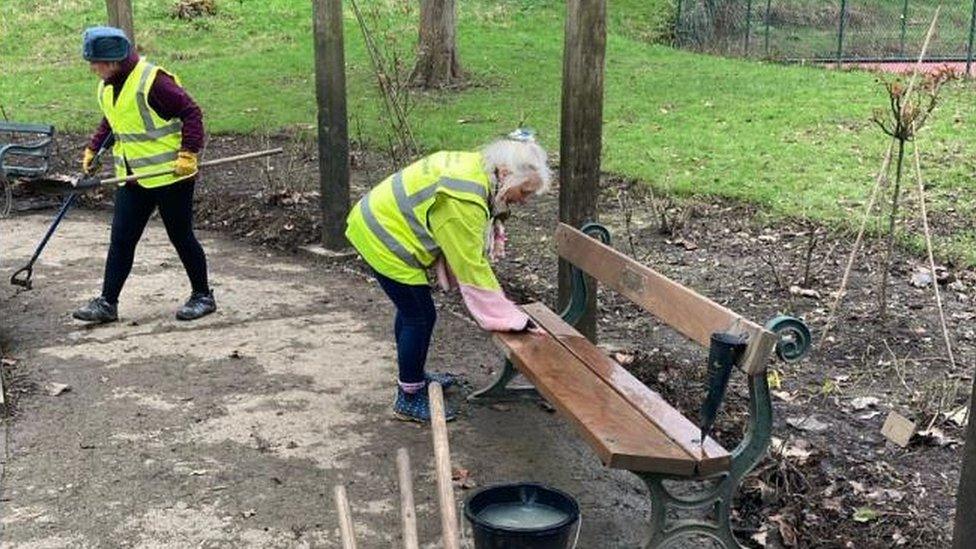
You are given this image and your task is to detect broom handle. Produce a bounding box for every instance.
[429,382,461,549]
[83,147,284,187]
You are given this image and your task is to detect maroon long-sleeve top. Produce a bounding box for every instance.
[88,52,204,154]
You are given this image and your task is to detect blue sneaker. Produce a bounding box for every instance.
[425,371,461,389]
[393,387,457,423]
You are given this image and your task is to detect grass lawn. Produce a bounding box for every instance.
[1,0,974,264]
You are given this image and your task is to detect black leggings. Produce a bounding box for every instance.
[101,180,209,304]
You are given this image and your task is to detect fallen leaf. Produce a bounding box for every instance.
[189,469,208,476]
[769,514,798,546]
[772,390,798,403]
[786,415,829,433]
[821,497,844,512]
[242,509,256,518]
[866,488,904,502]
[944,406,969,427]
[789,285,821,299]
[452,468,477,490]
[1,357,17,367]
[613,352,635,366]
[770,436,814,463]
[750,527,769,546]
[852,507,880,523]
[767,369,783,390]
[910,270,932,288]
[44,382,71,396]
[917,427,961,448]
[857,411,882,420]
[850,396,880,410]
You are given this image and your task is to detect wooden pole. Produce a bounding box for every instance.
[429,382,460,549]
[334,485,358,549]
[396,448,420,549]
[312,0,351,251]
[558,0,607,342]
[105,0,136,49]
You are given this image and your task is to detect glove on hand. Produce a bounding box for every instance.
[173,151,198,177]
[82,148,97,175]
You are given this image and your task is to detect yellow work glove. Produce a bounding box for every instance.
[173,151,198,177]
[81,147,97,175]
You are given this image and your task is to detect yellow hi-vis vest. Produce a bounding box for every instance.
[346,151,491,285]
[98,59,186,188]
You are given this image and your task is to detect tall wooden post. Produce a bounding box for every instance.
[105,0,136,49]
[312,0,351,250]
[953,380,976,548]
[558,0,606,341]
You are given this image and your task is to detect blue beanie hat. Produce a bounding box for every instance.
[82,26,131,62]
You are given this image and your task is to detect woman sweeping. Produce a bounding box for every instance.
[72,27,216,323]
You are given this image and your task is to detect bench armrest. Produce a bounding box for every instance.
[558,223,611,327]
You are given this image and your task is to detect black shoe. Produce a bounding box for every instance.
[176,290,216,321]
[72,296,118,323]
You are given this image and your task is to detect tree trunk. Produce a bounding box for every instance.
[953,380,976,548]
[557,0,607,342]
[105,0,136,50]
[411,0,463,88]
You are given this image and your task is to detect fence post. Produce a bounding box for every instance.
[836,0,847,67]
[744,0,753,56]
[968,0,976,77]
[764,0,772,58]
[899,0,909,57]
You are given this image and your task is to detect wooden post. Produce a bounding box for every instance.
[953,382,976,548]
[312,0,351,251]
[105,0,135,49]
[558,0,607,342]
[429,383,460,549]
[334,485,358,549]
[396,448,420,549]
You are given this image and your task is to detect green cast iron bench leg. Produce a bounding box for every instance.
[639,374,773,548]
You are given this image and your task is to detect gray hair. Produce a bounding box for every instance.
[481,139,552,195]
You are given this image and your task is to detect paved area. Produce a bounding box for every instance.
[0,210,652,548]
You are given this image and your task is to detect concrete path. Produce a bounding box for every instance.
[0,211,651,548]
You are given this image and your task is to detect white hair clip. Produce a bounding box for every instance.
[506,128,536,143]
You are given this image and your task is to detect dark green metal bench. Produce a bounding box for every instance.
[0,122,56,217]
[472,222,811,548]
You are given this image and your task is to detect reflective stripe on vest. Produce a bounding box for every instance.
[359,191,424,269]
[389,171,489,253]
[363,172,489,264]
[358,153,488,268]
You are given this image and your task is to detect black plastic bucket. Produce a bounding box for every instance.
[464,483,580,549]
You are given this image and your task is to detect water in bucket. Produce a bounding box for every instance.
[477,501,570,529]
[464,483,580,549]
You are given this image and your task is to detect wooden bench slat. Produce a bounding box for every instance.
[494,330,700,475]
[555,223,775,374]
[522,303,731,476]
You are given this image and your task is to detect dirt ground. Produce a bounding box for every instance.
[0,210,657,548]
[3,133,975,548]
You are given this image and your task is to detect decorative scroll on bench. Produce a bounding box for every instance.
[472,222,811,548]
[0,122,56,218]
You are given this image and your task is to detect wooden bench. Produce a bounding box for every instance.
[471,222,811,548]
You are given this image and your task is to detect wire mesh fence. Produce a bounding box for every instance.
[675,0,976,66]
